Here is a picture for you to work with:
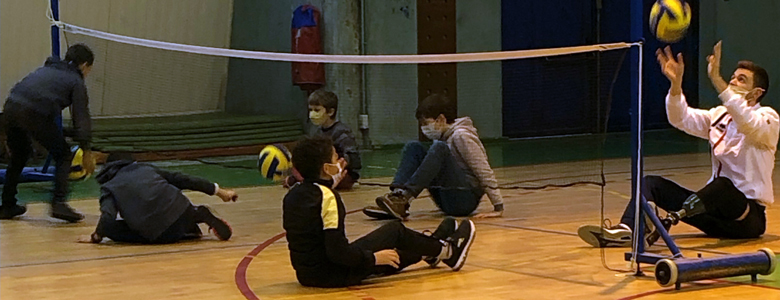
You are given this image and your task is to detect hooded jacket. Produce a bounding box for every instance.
[442,117,503,209]
[94,160,216,240]
[6,56,91,147]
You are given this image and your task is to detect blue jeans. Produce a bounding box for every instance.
[392,141,483,216]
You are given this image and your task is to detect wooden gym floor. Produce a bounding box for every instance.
[2,152,780,299]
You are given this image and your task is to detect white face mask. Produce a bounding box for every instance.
[729,85,751,97]
[309,111,328,126]
[421,123,443,140]
[324,162,343,177]
[729,85,764,102]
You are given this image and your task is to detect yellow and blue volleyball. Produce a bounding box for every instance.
[649,0,692,43]
[258,144,292,181]
[68,145,95,180]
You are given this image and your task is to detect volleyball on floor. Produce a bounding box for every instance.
[258,144,292,181]
[649,0,692,43]
[68,145,95,180]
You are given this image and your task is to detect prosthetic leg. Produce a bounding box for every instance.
[625,194,775,289]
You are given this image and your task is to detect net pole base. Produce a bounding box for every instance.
[654,248,777,289]
[625,195,683,269]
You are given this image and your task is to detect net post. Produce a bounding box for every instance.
[628,40,645,275]
[629,0,644,274]
[50,0,60,57]
[43,0,61,174]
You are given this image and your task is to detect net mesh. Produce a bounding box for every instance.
[57,20,634,189]
[63,33,228,118]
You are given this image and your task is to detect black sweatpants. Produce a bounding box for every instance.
[102,205,201,244]
[1,101,71,206]
[621,175,766,239]
[303,221,444,287]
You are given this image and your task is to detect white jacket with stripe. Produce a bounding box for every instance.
[666,89,779,205]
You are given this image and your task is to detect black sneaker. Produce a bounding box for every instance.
[0,204,26,219]
[51,202,84,223]
[443,219,476,271]
[376,191,411,220]
[194,206,232,241]
[646,218,673,247]
[362,206,397,220]
[182,223,203,240]
[424,217,458,267]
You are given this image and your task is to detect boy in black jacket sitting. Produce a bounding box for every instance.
[282,136,476,287]
[81,153,236,244]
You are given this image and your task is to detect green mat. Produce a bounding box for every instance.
[74,113,304,152]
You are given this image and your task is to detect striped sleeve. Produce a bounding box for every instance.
[315,183,376,268]
[317,184,339,230]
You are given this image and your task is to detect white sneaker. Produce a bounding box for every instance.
[578,222,632,248]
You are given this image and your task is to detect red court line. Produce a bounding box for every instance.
[348,286,377,300]
[235,209,363,300]
[235,232,286,300]
[237,209,780,300]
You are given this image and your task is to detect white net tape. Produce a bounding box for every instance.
[60,23,637,64]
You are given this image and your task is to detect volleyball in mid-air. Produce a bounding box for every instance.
[649,0,692,43]
[258,144,292,182]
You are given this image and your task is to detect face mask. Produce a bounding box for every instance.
[729,85,750,97]
[309,111,328,126]
[729,85,764,103]
[421,123,443,140]
[324,162,343,177]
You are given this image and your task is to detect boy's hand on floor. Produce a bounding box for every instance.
[374,249,400,268]
[77,232,102,243]
[76,235,93,243]
[474,210,503,219]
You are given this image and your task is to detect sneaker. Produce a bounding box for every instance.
[424,217,458,267]
[194,206,232,241]
[0,204,26,219]
[443,219,476,271]
[640,201,673,247]
[376,191,411,220]
[577,220,632,248]
[51,202,84,223]
[183,223,203,240]
[362,206,397,220]
[646,217,673,247]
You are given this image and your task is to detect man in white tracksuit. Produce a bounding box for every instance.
[579,42,779,247]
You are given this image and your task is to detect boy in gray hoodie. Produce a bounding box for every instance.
[365,94,504,220]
